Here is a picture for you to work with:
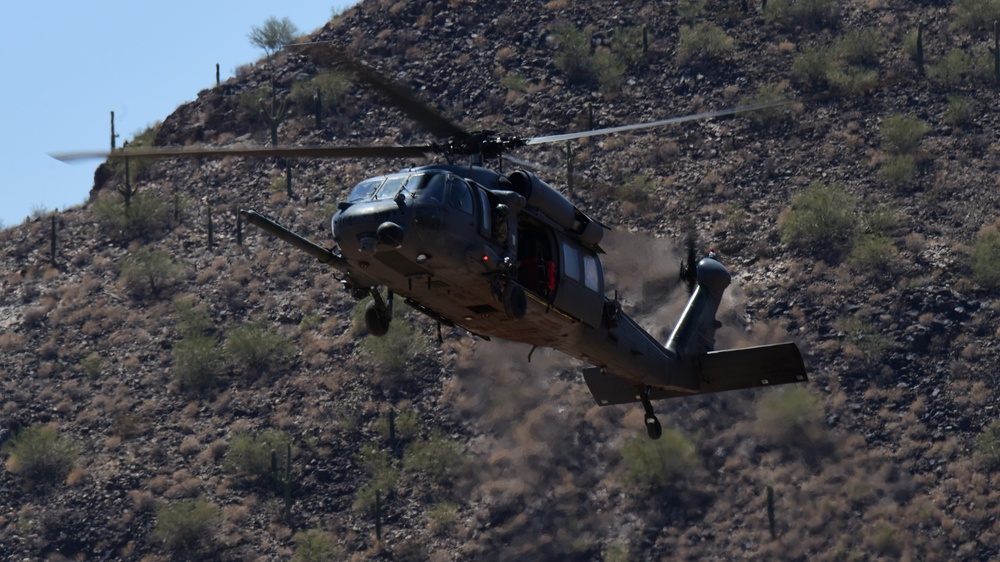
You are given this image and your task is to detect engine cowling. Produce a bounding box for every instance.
[507,170,604,246]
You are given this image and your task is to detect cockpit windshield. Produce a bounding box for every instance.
[346,178,382,203]
[374,175,407,200]
[346,172,445,204]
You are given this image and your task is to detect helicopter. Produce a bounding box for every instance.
[56,50,807,439]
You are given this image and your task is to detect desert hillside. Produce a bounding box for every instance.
[3,0,1000,560]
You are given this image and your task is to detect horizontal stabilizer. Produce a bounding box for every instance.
[699,342,807,393]
[583,342,807,406]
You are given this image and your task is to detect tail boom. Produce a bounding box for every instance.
[583,342,807,406]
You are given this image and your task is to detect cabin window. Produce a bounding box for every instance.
[447,178,474,215]
[347,178,382,202]
[562,241,580,282]
[476,186,491,237]
[583,253,602,292]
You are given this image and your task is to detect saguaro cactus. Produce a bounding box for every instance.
[110,111,119,150]
[260,93,288,147]
[117,158,136,211]
[767,485,776,538]
[271,443,296,522]
[375,489,383,542]
[207,207,214,249]
[50,214,58,266]
[915,21,925,77]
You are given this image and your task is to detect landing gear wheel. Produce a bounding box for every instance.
[364,300,391,337]
[645,415,663,440]
[502,283,527,320]
[639,387,662,440]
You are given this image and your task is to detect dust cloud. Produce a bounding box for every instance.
[442,229,789,557]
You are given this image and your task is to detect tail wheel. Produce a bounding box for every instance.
[502,283,527,320]
[364,300,391,337]
[645,416,662,440]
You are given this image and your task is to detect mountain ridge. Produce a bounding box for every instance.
[3,0,1000,560]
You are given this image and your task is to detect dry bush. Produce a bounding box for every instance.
[153,498,222,555]
[3,423,78,484]
[753,386,828,452]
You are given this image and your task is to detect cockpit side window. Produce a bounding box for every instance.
[447,178,474,215]
[415,173,445,202]
[346,178,383,203]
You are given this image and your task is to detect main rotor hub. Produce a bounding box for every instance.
[438,131,527,160]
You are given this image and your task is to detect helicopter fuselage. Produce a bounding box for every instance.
[243,163,807,438]
[328,165,709,394]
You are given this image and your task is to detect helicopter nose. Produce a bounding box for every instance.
[376,221,405,248]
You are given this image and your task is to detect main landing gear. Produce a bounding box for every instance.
[364,287,393,337]
[639,388,662,440]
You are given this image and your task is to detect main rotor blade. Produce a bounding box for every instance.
[51,144,435,163]
[526,99,794,146]
[301,43,469,141]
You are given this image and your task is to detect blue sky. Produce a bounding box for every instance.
[0,1,357,228]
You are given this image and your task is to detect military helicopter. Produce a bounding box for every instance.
[56,51,807,439]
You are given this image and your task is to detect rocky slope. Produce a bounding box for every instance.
[3,0,1000,560]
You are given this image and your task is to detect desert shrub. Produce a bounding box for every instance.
[175,295,214,338]
[610,26,647,70]
[764,0,840,30]
[754,386,824,446]
[834,28,881,67]
[427,502,459,533]
[849,235,896,268]
[249,16,298,56]
[172,334,223,392]
[781,182,857,260]
[592,48,626,94]
[224,430,291,485]
[290,70,352,112]
[676,23,733,66]
[835,315,893,363]
[928,49,974,87]
[375,409,421,442]
[353,444,399,512]
[677,0,708,21]
[154,498,222,554]
[881,115,930,155]
[616,174,653,204]
[293,528,344,562]
[739,83,789,128]
[943,95,974,127]
[870,525,902,556]
[791,45,835,88]
[3,424,78,483]
[360,315,427,376]
[826,64,879,95]
[620,428,699,491]
[501,72,530,92]
[971,228,1000,288]
[951,0,1000,32]
[224,322,296,378]
[403,431,468,484]
[553,25,594,83]
[860,204,899,236]
[79,352,104,377]
[120,248,182,298]
[976,419,1000,467]
[91,191,168,241]
[878,154,917,190]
